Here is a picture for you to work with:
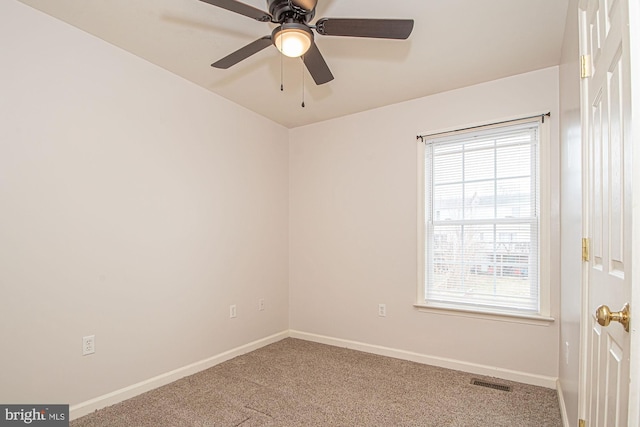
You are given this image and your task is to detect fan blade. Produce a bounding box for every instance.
[302,41,334,85]
[290,0,317,12]
[315,18,414,39]
[211,36,272,69]
[199,0,272,22]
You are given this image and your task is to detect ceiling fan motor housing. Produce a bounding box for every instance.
[268,0,315,23]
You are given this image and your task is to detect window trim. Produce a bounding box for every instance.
[416,115,552,320]
[413,303,555,325]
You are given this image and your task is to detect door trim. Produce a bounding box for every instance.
[577,1,590,423]
[627,0,640,423]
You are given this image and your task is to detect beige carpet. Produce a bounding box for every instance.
[71,338,562,426]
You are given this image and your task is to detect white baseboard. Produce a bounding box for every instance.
[556,379,571,427]
[69,330,289,421]
[289,330,558,389]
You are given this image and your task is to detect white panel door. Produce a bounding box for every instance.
[580,0,636,426]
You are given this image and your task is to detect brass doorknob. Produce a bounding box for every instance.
[595,303,630,332]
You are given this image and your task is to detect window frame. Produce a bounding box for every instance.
[416,116,554,323]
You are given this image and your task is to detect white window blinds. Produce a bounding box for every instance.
[423,121,540,313]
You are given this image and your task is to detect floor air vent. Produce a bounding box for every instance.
[470,379,512,392]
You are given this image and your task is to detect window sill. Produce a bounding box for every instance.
[413,303,555,326]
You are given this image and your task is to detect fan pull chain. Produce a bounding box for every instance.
[280,56,284,91]
[280,38,284,91]
[301,55,305,108]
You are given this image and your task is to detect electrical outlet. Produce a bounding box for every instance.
[82,335,95,356]
[258,299,265,311]
[378,304,386,317]
[230,305,237,318]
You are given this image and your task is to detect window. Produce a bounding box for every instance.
[417,117,550,318]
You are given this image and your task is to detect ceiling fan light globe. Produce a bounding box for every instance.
[275,29,312,58]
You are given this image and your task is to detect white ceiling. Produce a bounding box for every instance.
[18,0,569,128]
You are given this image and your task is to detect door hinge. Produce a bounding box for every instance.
[581,55,592,78]
[579,419,586,427]
[582,238,590,261]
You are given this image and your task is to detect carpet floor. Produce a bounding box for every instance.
[71,338,562,426]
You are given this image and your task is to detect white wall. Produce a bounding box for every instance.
[0,0,289,407]
[558,0,582,423]
[289,67,561,381]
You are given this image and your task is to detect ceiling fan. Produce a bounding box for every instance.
[199,0,414,85]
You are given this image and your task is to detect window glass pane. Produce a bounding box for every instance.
[497,178,532,218]
[433,152,462,184]
[497,144,531,178]
[464,148,494,181]
[464,180,495,220]
[493,223,537,310]
[431,224,461,289]
[433,184,463,221]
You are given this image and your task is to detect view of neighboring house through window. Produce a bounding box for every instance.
[419,119,543,315]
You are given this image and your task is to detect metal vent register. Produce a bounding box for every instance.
[470,379,512,392]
